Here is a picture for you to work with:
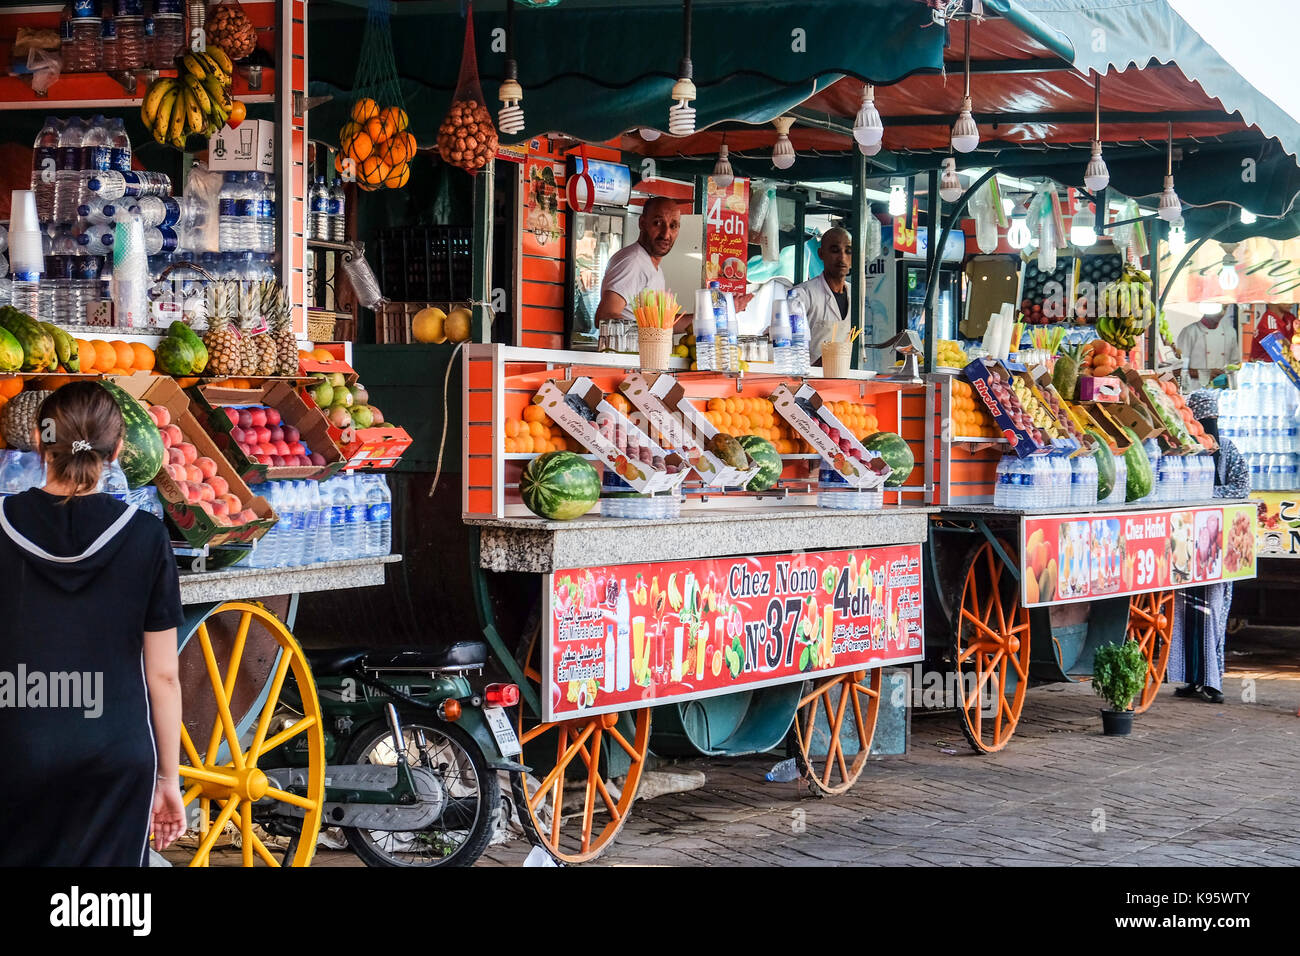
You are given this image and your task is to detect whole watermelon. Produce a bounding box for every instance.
[520,451,599,520]
[864,431,914,487]
[738,435,782,491]
[1085,428,1116,500]
[1120,426,1153,501]
[99,380,166,489]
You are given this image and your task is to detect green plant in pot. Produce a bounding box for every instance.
[1092,639,1147,735]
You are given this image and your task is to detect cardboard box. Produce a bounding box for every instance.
[963,358,1077,458]
[618,372,761,488]
[112,374,276,548]
[1261,332,1300,391]
[299,355,358,387]
[1118,369,1202,453]
[189,381,345,483]
[1075,402,1133,453]
[1026,365,1090,449]
[334,425,413,471]
[770,383,888,488]
[1078,376,1123,402]
[208,119,275,172]
[533,378,688,494]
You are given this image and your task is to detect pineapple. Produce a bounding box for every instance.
[203,312,243,377]
[1,390,53,451]
[254,331,278,376]
[268,283,298,376]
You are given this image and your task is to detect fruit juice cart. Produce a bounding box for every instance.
[461,344,935,862]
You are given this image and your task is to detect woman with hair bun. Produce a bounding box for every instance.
[0,382,184,865]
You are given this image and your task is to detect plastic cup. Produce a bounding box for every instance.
[8,190,39,237]
[822,340,852,377]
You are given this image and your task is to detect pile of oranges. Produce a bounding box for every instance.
[698,396,803,454]
[951,379,1000,439]
[337,98,417,191]
[503,404,580,455]
[76,339,155,375]
[823,400,880,441]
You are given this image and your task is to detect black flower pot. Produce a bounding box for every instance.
[1100,708,1134,736]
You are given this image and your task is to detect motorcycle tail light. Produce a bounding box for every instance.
[486,683,520,707]
[438,698,463,721]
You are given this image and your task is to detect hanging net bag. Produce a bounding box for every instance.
[437,2,498,175]
[337,0,415,191]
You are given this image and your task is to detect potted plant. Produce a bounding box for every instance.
[1092,639,1147,735]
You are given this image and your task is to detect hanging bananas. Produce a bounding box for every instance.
[140,45,237,149]
[1096,264,1156,349]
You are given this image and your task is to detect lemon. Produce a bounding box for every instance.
[672,344,689,357]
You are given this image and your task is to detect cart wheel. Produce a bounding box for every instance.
[791,668,882,796]
[953,540,1031,754]
[173,601,325,867]
[1128,590,1174,714]
[511,708,651,864]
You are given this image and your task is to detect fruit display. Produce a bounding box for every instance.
[519,451,600,520]
[700,396,802,453]
[0,326,22,373]
[218,406,324,468]
[340,98,416,191]
[737,435,782,491]
[1019,255,1076,325]
[1138,377,1212,452]
[150,403,258,527]
[593,408,680,477]
[100,380,166,488]
[1007,375,1063,444]
[863,432,915,487]
[437,98,497,174]
[1120,426,1154,501]
[203,306,244,378]
[205,4,258,60]
[1071,253,1124,320]
[156,321,209,377]
[1224,509,1254,573]
[503,405,579,454]
[1,389,52,451]
[305,373,391,436]
[412,307,447,344]
[936,339,968,368]
[0,307,56,372]
[141,47,239,149]
[1051,343,1081,399]
[950,379,999,438]
[1097,264,1155,349]
[1031,377,1086,445]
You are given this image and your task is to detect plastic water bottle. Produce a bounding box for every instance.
[995,454,1013,507]
[766,757,801,783]
[300,480,322,564]
[54,117,86,224]
[769,296,792,374]
[99,459,129,501]
[325,476,349,560]
[788,291,810,375]
[79,197,124,225]
[31,116,61,223]
[76,229,113,257]
[80,115,112,212]
[345,475,366,558]
[130,195,180,229]
[106,117,131,174]
[364,474,391,557]
[87,169,171,201]
[142,226,179,256]
[1283,454,1299,493]
[239,172,262,252]
[308,176,328,241]
[283,481,304,566]
[218,172,242,252]
[68,246,101,325]
[255,174,276,253]
[329,176,345,243]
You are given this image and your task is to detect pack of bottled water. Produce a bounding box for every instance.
[247,474,392,568]
[1069,453,1098,507]
[1222,362,1300,492]
[994,453,1072,509]
[816,464,884,510]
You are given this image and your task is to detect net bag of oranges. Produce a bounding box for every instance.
[437,2,498,175]
[337,0,416,192]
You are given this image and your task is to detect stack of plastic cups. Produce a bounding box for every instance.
[9,190,44,321]
[111,213,150,328]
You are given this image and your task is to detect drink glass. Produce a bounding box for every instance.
[632,617,646,682]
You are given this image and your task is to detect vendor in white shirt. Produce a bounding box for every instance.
[596,196,681,326]
[792,227,853,363]
[1175,307,1240,387]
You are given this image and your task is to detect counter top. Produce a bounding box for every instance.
[937,498,1226,519]
[468,506,935,573]
[179,555,402,606]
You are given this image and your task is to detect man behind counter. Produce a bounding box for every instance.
[596,196,681,327]
[793,227,853,363]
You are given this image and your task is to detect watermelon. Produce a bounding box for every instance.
[1120,426,1153,501]
[520,451,599,520]
[99,380,166,489]
[864,431,914,487]
[1086,428,1116,501]
[738,435,782,491]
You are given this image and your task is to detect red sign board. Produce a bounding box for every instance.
[704,177,749,296]
[544,545,925,721]
[1020,503,1257,607]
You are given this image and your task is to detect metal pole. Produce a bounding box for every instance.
[923,168,998,364]
[1148,220,1161,368]
[852,149,868,369]
[923,168,940,372]
[471,161,496,343]
[794,195,807,284]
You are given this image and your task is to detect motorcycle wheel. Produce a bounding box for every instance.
[340,717,500,867]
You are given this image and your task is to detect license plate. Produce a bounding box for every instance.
[484,706,521,757]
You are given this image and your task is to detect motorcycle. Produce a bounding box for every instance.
[259,640,525,867]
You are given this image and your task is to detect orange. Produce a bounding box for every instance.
[378,133,411,166]
[515,434,533,454]
[110,340,134,370]
[379,105,408,132]
[504,418,521,438]
[365,116,396,144]
[74,340,96,372]
[382,162,410,189]
[339,120,361,144]
[0,376,22,399]
[350,97,380,124]
[723,398,736,414]
[131,342,155,371]
[522,405,545,424]
[359,155,391,186]
[503,437,518,453]
[175,377,199,388]
[707,398,724,413]
[227,99,247,129]
[298,349,314,361]
[93,340,117,371]
[310,348,334,362]
[528,421,546,438]
[344,131,374,164]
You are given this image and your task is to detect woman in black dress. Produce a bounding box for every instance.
[0,382,185,865]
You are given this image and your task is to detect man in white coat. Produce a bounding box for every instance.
[793,227,853,364]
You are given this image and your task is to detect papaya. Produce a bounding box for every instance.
[0,307,56,371]
[167,321,208,374]
[156,336,197,376]
[0,327,21,373]
[1052,353,1079,401]
[706,432,748,469]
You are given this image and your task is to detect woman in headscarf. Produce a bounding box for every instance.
[1167,389,1249,704]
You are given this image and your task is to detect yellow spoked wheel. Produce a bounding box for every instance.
[171,601,325,867]
[791,669,883,796]
[1128,590,1175,714]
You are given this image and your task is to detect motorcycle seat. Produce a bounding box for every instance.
[306,642,490,676]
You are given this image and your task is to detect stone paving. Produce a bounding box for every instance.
[315,625,1300,867]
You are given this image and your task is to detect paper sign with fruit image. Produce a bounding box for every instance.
[770,384,889,488]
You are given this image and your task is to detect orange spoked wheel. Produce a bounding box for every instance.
[168,602,325,867]
[953,540,1031,754]
[1128,590,1175,714]
[791,668,883,796]
[510,626,651,864]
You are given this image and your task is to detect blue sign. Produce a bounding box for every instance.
[572,158,632,208]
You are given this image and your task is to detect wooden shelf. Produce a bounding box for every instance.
[0,68,276,110]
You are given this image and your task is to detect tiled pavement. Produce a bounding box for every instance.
[316,626,1300,867]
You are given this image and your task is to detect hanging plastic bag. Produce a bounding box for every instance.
[26,47,62,95]
[437,2,498,175]
[760,195,780,262]
[749,180,773,232]
[338,0,415,192]
[968,181,998,254]
[205,0,258,61]
[864,215,882,262]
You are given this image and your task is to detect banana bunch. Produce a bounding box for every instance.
[1096,264,1155,349]
[140,47,235,149]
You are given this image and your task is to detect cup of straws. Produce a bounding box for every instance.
[821,324,860,378]
[632,289,680,370]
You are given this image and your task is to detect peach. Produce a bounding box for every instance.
[255,454,273,465]
[197,499,214,516]
[237,508,258,524]
[220,493,241,512]
[289,442,306,457]
[208,475,229,498]
[163,424,183,447]
[210,498,228,517]
[179,442,198,465]
[167,446,185,466]
[181,482,202,505]
[195,456,218,480]
[198,483,215,502]
[149,406,170,428]
[213,513,232,527]
[185,464,203,483]
[166,464,187,482]
[258,441,275,456]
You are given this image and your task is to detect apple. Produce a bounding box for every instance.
[222,407,239,426]
[185,464,203,483]
[230,425,246,444]
[167,446,185,466]
[258,441,275,456]
[828,428,841,443]
[273,440,291,457]
[288,442,306,457]
[309,452,325,466]
[237,409,253,429]
[269,426,284,444]
[254,426,272,444]
[163,424,183,447]
[249,408,267,428]
[265,408,282,427]
[270,455,285,467]
[255,454,273,465]
[282,425,300,445]
[208,475,229,498]
[839,438,853,453]
[195,456,218,480]
[149,406,171,428]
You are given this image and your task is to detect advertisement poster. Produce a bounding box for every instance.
[523,157,563,257]
[1021,504,1258,607]
[893,199,919,254]
[545,545,925,721]
[1252,492,1300,557]
[704,177,749,296]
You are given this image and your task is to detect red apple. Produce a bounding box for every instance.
[288,441,306,457]
[163,424,183,447]
[273,440,291,457]
[309,452,325,466]
[208,475,229,498]
[255,454,273,465]
[185,464,202,483]
[230,425,246,444]
[282,425,300,444]
[179,442,198,465]
[270,455,285,467]
[265,408,282,427]
[269,426,284,444]
[195,457,218,480]
[257,441,275,456]
[167,446,185,466]
[237,409,253,429]
[222,407,239,426]
[828,428,841,443]
[249,408,268,428]
[254,426,271,444]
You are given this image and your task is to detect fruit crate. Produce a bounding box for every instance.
[377,302,433,345]
[375,226,473,303]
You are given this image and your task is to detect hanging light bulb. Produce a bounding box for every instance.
[639,129,662,141]
[939,158,963,203]
[1218,243,1240,290]
[1007,200,1030,249]
[1240,208,1257,225]
[950,18,979,153]
[1071,203,1097,247]
[711,141,734,188]
[496,1,525,136]
[1158,122,1181,222]
[1168,216,1187,256]
[1084,77,1109,192]
[669,0,697,135]
[858,139,881,157]
[888,179,907,217]
[771,116,796,171]
[853,84,884,146]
